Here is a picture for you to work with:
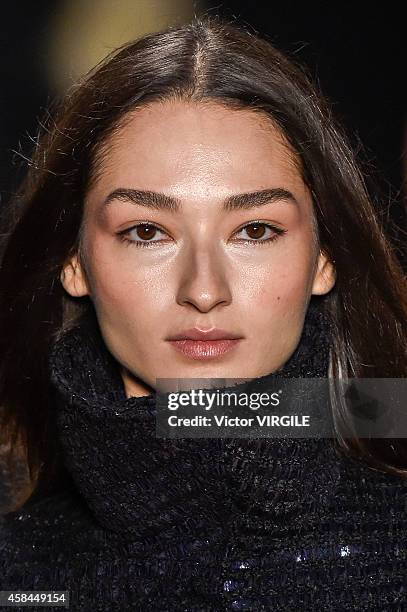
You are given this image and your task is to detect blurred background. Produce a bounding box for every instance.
[0,1,406,266]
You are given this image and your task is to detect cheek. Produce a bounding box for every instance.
[238,248,314,314]
[237,258,312,360]
[83,240,170,323]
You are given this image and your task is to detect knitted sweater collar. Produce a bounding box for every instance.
[49,298,337,536]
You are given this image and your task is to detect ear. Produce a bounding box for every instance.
[60,253,90,297]
[311,250,336,296]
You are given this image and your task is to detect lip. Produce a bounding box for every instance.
[167,328,242,341]
[166,328,243,360]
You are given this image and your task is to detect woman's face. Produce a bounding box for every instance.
[62,100,336,396]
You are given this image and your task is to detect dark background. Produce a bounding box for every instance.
[1,2,406,264]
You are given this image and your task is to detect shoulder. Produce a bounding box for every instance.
[0,487,201,611]
[326,444,407,541]
[334,444,407,502]
[0,485,123,572]
[0,484,142,611]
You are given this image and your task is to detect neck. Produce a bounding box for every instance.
[120,365,155,398]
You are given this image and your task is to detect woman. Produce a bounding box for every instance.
[0,15,406,611]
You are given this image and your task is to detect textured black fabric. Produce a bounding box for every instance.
[0,298,406,611]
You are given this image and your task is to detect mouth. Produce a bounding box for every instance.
[166,327,244,360]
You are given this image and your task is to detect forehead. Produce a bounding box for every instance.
[89,99,306,200]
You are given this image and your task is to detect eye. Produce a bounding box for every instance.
[117,223,170,247]
[117,220,287,248]
[233,222,286,245]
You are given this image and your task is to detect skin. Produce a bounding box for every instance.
[61,100,336,397]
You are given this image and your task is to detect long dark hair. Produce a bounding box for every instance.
[1,15,406,511]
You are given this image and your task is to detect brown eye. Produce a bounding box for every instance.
[244,223,267,239]
[136,224,157,240]
[118,222,169,247]
[233,222,286,245]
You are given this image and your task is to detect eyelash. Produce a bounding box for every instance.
[117,221,287,248]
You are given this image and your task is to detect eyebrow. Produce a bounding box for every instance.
[102,187,299,212]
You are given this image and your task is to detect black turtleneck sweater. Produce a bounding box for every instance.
[0,299,406,611]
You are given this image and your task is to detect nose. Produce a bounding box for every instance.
[176,241,232,313]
